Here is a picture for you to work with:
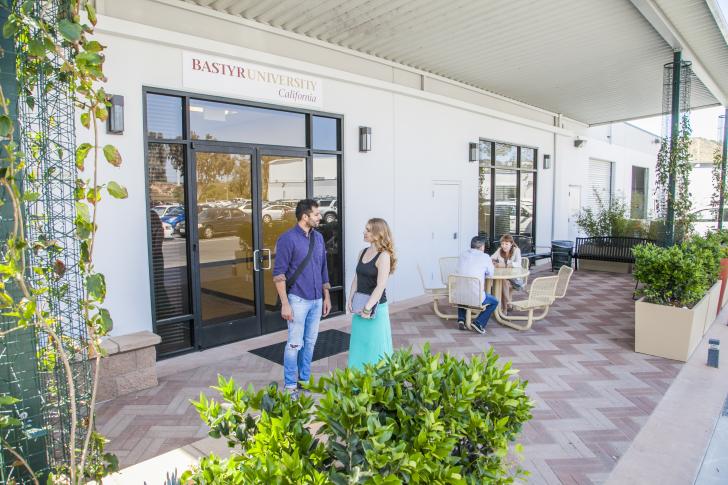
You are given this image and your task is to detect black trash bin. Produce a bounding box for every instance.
[551,240,574,271]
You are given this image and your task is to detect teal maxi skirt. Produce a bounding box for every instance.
[348,302,393,370]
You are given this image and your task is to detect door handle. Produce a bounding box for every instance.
[453,232,457,239]
[263,248,272,270]
[253,249,260,272]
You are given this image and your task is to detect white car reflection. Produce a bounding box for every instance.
[162,222,174,239]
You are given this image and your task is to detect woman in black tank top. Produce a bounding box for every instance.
[355,250,387,304]
[347,218,398,370]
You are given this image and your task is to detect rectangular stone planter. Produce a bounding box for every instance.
[579,259,631,273]
[93,331,161,402]
[704,282,722,334]
[635,292,710,362]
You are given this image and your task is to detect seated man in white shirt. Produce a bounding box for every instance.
[454,235,499,334]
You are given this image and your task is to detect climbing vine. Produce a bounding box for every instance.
[1,1,123,483]
[712,144,725,220]
[655,113,694,242]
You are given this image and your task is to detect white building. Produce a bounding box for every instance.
[86,0,728,357]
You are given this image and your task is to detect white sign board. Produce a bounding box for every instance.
[182,51,323,108]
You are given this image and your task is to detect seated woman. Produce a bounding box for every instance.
[490,234,524,315]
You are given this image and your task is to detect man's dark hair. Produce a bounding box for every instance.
[471,235,487,250]
[295,199,319,221]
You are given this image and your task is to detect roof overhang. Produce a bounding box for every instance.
[186,0,728,125]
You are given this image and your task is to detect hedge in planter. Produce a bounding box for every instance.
[182,346,533,484]
[682,233,723,291]
[633,243,707,307]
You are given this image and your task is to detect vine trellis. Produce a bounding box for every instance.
[1,1,124,483]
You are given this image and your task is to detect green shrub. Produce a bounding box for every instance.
[633,243,708,307]
[182,346,534,484]
[682,233,723,289]
[576,193,648,238]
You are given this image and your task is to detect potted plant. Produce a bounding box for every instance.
[633,235,721,361]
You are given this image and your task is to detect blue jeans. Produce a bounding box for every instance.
[283,294,322,389]
[458,293,499,327]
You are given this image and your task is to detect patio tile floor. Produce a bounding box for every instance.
[96,269,682,484]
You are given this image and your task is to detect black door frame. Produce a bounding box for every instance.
[256,147,311,335]
[189,143,261,348]
[190,143,312,348]
[143,87,345,357]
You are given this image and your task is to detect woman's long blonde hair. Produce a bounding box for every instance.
[367,218,397,274]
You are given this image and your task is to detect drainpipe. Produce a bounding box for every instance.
[551,114,561,243]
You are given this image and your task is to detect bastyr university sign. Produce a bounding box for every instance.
[182,51,323,108]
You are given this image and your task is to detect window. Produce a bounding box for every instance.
[588,159,613,210]
[312,116,339,151]
[631,166,648,219]
[478,140,537,244]
[147,94,183,140]
[189,98,306,146]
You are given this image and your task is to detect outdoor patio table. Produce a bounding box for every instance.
[486,267,530,328]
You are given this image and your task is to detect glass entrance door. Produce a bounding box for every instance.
[192,147,259,347]
[191,146,309,346]
[258,150,308,334]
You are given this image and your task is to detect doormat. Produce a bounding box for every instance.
[249,329,350,365]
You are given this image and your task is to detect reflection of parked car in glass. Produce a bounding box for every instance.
[262,204,294,224]
[234,200,254,214]
[153,204,182,218]
[319,199,338,224]
[276,199,300,209]
[178,220,186,236]
[162,222,174,239]
[198,207,251,239]
[160,206,185,231]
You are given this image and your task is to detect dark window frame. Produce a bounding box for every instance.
[143,87,345,358]
[478,139,538,246]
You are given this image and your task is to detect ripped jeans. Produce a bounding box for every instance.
[283,294,322,389]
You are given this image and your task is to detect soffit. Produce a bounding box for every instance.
[189,0,726,124]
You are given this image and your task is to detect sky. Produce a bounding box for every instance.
[629,106,725,141]
[630,0,728,142]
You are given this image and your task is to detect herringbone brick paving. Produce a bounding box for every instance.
[96,269,682,484]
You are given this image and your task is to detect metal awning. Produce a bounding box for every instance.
[189,0,728,125]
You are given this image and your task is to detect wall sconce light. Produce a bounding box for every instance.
[359,126,371,152]
[106,94,124,134]
[543,154,551,169]
[573,138,587,148]
[469,142,478,162]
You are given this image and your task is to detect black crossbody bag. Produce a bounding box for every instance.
[285,232,317,293]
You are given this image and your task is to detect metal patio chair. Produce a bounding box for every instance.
[448,274,491,331]
[439,257,459,286]
[507,275,559,331]
[417,263,452,319]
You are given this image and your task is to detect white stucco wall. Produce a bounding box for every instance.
[86,16,657,337]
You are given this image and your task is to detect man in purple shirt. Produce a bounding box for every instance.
[273,199,331,396]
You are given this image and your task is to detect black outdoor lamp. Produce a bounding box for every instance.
[543,154,551,169]
[469,142,478,162]
[106,94,124,134]
[359,126,371,152]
